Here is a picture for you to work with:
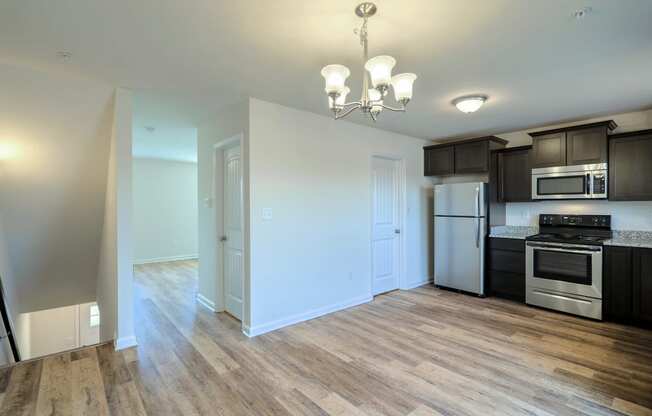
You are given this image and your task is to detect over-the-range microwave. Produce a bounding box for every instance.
[531,163,607,200]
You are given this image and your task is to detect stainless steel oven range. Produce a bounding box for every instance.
[525,214,612,320]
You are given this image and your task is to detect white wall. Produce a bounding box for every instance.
[196,102,249,319]
[0,61,113,313]
[494,108,652,230]
[15,301,100,360]
[96,88,136,349]
[133,158,198,263]
[0,211,19,364]
[506,201,652,231]
[495,108,652,148]
[246,99,431,335]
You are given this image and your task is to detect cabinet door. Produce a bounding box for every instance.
[424,146,454,176]
[454,141,489,174]
[566,126,608,166]
[609,133,652,201]
[603,246,633,321]
[498,148,531,202]
[633,248,652,323]
[531,132,566,168]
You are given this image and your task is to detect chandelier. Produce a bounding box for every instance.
[320,2,417,121]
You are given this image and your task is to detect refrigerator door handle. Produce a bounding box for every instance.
[476,217,480,248]
[475,187,480,217]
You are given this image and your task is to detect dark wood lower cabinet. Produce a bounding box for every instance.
[487,238,525,302]
[633,247,652,323]
[603,246,633,320]
[603,245,652,327]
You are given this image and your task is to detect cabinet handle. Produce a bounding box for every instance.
[498,154,505,202]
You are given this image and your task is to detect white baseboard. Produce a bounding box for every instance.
[196,293,217,312]
[243,293,373,337]
[401,278,434,290]
[134,254,198,265]
[115,335,138,351]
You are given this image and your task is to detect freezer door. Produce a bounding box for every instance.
[435,216,485,295]
[434,182,486,217]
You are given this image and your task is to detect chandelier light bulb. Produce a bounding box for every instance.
[368,88,383,114]
[391,73,417,103]
[321,64,351,95]
[368,88,381,102]
[453,95,488,113]
[364,55,396,89]
[329,86,351,109]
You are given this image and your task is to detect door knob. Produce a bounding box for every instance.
[220,235,228,242]
[394,229,401,234]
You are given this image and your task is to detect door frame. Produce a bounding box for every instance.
[369,154,407,295]
[212,134,246,323]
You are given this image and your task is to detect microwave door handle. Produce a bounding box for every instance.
[586,173,591,195]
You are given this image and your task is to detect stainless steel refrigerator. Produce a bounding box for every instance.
[434,182,486,295]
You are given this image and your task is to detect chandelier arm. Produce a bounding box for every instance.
[339,101,363,109]
[380,103,407,112]
[334,103,362,119]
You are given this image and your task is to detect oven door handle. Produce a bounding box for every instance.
[526,243,601,254]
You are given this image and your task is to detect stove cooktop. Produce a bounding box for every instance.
[526,214,613,246]
[526,233,609,246]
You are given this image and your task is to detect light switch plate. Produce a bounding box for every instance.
[262,208,273,221]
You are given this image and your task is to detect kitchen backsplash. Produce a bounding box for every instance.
[506,200,652,231]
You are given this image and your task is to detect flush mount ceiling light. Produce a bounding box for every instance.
[56,51,72,61]
[320,2,417,122]
[452,95,488,114]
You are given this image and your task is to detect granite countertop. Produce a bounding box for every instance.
[489,226,538,240]
[488,226,652,248]
[604,230,652,249]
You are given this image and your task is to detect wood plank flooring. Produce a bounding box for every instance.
[0,259,651,415]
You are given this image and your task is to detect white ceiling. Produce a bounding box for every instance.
[1,0,651,139]
[132,126,197,163]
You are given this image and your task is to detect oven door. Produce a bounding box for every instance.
[525,242,602,299]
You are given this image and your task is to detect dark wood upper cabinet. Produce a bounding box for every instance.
[609,129,652,201]
[530,131,566,168]
[496,146,531,202]
[424,146,454,176]
[424,136,507,176]
[567,126,608,165]
[454,141,489,174]
[633,248,652,323]
[529,121,616,169]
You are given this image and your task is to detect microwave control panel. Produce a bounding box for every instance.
[593,174,606,194]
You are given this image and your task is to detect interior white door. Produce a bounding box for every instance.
[371,156,401,295]
[223,145,243,320]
